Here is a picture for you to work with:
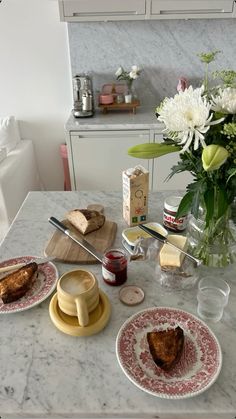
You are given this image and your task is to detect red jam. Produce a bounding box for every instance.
[102,249,128,286]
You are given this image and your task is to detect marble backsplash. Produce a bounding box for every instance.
[68,18,236,107]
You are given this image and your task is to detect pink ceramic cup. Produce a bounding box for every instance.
[99,94,114,105]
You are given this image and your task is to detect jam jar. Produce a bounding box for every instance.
[163,196,188,232]
[102,248,128,286]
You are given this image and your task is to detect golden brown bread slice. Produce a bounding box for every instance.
[0,262,38,304]
[147,326,184,371]
[66,208,105,235]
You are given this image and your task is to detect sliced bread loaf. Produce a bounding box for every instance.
[66,209,105,235]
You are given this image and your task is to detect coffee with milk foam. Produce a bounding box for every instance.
[61,276,92,295]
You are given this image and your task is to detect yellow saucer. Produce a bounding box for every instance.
[49,290,111,337]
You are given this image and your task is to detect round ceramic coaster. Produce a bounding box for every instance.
[119,285,145,306]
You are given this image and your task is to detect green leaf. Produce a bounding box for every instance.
[128,143,180,159]
[191,188,202,219]
[176,192,194,218]
[204,189,214,227]
[186,179,207,218]
[216,187,229,219]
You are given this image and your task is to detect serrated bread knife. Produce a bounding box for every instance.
[48,217,103,263]
[139,224,201,267]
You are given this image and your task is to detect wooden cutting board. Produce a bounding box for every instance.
[44,219,117,264]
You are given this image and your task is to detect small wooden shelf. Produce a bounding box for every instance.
[99,100,140,114]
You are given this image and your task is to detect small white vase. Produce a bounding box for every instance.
[124,93,132,104]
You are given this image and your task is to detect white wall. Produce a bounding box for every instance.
[0,0,72,190]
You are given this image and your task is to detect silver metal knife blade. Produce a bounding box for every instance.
[139,224,201,266]
[48,217,103,263]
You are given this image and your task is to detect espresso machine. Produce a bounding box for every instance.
[72,74,94,118]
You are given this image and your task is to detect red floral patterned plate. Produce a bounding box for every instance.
[0,256,58,313]
[116,307,222,399]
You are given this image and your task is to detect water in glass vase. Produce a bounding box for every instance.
[187,205,236,268]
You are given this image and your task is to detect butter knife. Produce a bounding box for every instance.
[0,256,55,274]
[48,217,103,263]
[139,224,201,267]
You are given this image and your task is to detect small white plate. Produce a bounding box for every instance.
[122,222,168,249]
[0,256,58,313]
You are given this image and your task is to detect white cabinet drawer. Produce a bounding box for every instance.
[59,0,146,21]
[68,130,151,191]
[151,0,234,16]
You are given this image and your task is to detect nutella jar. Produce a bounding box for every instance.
[163,196,188,232]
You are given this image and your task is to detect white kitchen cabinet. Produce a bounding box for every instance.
[150,0,235,19]
[67,130,151,191]
[152,134,193,191]
[58,0,146,22]
[58,0,235,21]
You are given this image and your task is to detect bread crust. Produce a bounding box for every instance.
[66,208,105,235]
[0,262,38,303]
[147,326,184,371]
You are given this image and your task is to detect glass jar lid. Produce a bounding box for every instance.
[164,196,183,212]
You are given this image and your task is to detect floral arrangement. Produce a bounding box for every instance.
[115,65,142,90]
[128,51,236,267]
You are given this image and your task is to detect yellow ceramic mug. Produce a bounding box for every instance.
[57,269,99,327]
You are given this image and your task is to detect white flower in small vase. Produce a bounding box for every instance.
[115,66,124,78]
[115,65,142,103]
[129,65,141,80]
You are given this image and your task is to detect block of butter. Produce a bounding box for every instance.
[159,235,188,268]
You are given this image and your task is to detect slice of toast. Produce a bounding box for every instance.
[147,326,184,371]
[0,262,38,303]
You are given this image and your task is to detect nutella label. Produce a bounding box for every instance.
[163,211,187,231]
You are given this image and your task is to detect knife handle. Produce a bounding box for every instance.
[48,217,68,234]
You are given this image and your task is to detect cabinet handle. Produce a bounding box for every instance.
[159,9,225,14]
[73,11,138,16]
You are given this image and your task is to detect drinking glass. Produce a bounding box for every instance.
[197,276,230,322]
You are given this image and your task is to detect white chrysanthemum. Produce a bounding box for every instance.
[211,87,236,114]
[157,86,219,152]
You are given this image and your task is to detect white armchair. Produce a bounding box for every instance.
[0,117,41,241]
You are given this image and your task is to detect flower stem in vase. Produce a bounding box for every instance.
[187,205,236,268]
[125,81,133,103]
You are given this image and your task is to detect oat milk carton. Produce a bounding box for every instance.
[122,165,149,226]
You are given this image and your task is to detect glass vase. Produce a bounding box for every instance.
[124,82,136,103]
[187,203,236,268]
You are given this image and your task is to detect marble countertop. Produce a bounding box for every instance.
[65,107,164,131]
[0,191,236,419]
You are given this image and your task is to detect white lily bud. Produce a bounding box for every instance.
[115,66,123,77]
[202,144,229,171]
